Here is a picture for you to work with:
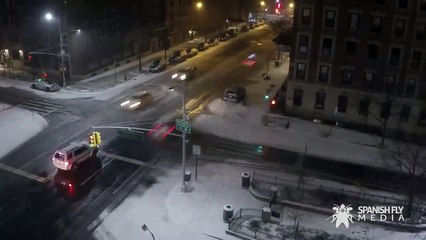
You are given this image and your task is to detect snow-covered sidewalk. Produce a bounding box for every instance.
[90,161,424,240]
[0,103,48,159]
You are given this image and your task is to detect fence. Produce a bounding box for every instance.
[227,208,283,240]
[251,171,408,209]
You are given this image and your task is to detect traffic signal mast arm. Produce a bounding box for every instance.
[91,126,183,138]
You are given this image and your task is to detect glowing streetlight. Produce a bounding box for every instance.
[196,1,203,9]
[77,29,81,33]
[289,2,295,8]
[45,12,53,21]
[260,1,265,6]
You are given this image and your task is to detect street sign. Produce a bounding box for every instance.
[192,145,201,156]
[176,119,191,134]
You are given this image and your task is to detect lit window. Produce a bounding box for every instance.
[301,8,312,25]
[295,63,307,80]
[318,65,329,83]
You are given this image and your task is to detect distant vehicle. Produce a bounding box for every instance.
[172,66,197,81]
[148,59,167,73]
[31,79,60,92]
[186,48,198,58]
[168,50,187,65]
[207,38,219,47]
[52,142,98,171]
[218,32,229,41]
[197,42,209,51]
[223,86,246,102]
[120,91,153,110]
[240,25,249,32]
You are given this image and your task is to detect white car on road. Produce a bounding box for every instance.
[52,142,98,171]
[31,79,60,92]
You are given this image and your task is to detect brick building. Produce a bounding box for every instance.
[285,0,426,138]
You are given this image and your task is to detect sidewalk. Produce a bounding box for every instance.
[0,103,48,159]
[88,159,421,240]
[192,55,421,173]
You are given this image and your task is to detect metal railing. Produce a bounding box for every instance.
[228,208,283,240]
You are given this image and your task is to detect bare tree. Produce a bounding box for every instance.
[389,144,426,218]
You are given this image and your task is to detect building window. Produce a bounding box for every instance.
[325,9,336,28]
[418,108,426,126]
[385,75,396,93]
[372,16,383,33]
[341,69,354,85]
[298,35,309,53]
[337,95,348,113]
[368,44,379,61]
[410,50,423,70]
[315,92,326,110]
[405,78,417,96]
[389,47,401,67]
[363,72,375,89]
[421,0,426,11]
[293,89,303,106]
[318,65,329,83]
[416,23,425,40]
[301,7,312,25]
[394,19,406,37]
[359,97,370,116]
[345,41,357,57]
[349,13,360,32]
[321,38,333,57]
[398,0,408,8]
[295,63,307,80]
[400,104,411,122]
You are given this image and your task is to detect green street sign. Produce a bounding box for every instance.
[176,119,191,134]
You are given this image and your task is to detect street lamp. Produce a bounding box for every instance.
[196,1,203,9]
[141,224,155,240]
[289,2,295,9]
[169,73,188,193]
[44,12,66,87]
[260,1,265,6]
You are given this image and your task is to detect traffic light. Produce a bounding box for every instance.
[94,131,102,146]
[89,133,96,146]
[264,95,270,101]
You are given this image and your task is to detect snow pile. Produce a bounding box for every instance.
[0,103,48,159]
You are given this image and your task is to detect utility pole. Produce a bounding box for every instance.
[57,19,66,87]
[181,75,188,193]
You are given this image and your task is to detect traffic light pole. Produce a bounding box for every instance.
[181,78,187,193]
[57,19,66,88]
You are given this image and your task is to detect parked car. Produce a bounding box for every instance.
[197,42,209,51]
[52,142,98,171]
[31,79,60,92]
[240,25,249,32]
[207,38,219,47]
[223,86,246,102]
[186,48,198,58]
[172,66,197,81]
[120,91,153,110]
[148,59,167,73]
[249,22,257,29]
[168,50,187,64]
[227,29,236,38]
[218,32,229,41]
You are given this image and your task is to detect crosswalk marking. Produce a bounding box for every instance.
[17,98,63,116]
[0,163,46,183]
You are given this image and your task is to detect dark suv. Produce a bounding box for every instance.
[223,87,246,102]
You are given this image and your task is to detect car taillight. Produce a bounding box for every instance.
[64,161,69,166]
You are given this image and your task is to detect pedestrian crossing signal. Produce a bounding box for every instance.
[89,134,96,146]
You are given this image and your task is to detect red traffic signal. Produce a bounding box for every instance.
[27,55,32,61]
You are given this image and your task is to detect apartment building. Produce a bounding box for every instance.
[285,0,426,137]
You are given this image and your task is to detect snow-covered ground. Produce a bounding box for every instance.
[0,103,48,159]
[91,161,425,240]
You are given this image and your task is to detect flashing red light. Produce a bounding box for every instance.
[242,59,256,66]
[161,126,176,139]
[148,123,163,136]
[27,55,32,61]
[277,3,281,8]
[271,100,276,105]
[68,183,72,187]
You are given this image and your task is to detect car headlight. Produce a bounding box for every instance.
[129,102,141,108]
[120,100,130,106]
